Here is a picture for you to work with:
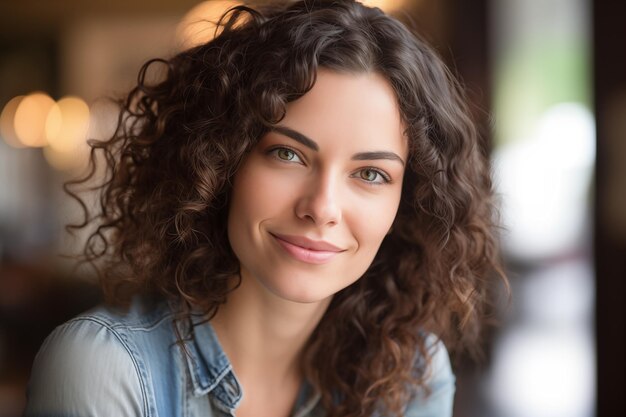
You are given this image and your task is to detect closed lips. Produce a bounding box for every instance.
[270,233,344,252]
[270,233,346,264]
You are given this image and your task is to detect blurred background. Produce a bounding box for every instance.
[0,0,623,416]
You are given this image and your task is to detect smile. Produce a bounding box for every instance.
[270,233,345,264]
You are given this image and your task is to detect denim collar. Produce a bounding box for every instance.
[180,315,321,415]
[182,318,243,410]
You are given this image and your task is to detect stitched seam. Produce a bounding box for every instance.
[197,358,232,394]
[69,316,151,417]
[126,313,176,332]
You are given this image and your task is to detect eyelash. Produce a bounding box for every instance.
[267,146,392,185]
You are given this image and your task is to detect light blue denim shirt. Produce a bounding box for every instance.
[24,297,455,417]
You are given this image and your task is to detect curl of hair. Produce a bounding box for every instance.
[66,1,506,416]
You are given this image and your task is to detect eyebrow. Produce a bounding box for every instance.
[271,125,405,166]
[272,126,319,151]
[352,151,405,166]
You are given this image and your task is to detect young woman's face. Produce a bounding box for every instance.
[228,70,408,305]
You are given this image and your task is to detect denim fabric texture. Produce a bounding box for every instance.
[24,297,455,417]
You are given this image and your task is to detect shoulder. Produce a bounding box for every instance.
[24,299,176,417]
[404,335,456,417]
[424,334,455,395]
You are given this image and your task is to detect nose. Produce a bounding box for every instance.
[295,172,342,226]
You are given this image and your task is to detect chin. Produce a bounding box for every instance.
[267,283,333,304]
[260,273,342,305]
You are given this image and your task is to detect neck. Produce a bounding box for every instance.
[210,271,331,383]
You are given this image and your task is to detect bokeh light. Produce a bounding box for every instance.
[493,103,595,261]
[362,0,408,12]
[45,96,90,153]
[176,1,241,50]
[13,92,56,148]
[1,93,91,171]
[175,0,409,51]
[42,96,91,172]
[0,95,26,148]
[489,325,595,417]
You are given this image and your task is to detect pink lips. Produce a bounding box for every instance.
[270,233,345,264]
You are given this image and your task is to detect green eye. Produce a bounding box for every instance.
[277,148,296,161]
[360,169,379,182]
[354,168,390,185]
[269,147,303,164]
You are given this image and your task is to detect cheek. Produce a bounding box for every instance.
[341,196,400,284]
[231,170,290,220]
[355,192,401,238]
[228,160,293,230]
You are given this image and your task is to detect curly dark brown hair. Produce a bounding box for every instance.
[66,1,506,416]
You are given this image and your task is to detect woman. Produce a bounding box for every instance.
[25,1,504,416]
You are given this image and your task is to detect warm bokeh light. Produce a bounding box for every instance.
[176,0,241,50]
[175,0,409,50]
[362,0,408,12]
[13,92,56,148]
[1,93,91,170]
[45,96,90,153]
[0,95,25,148]
[42,144,87,172]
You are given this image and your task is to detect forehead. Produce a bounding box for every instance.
[279,70,408,158]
